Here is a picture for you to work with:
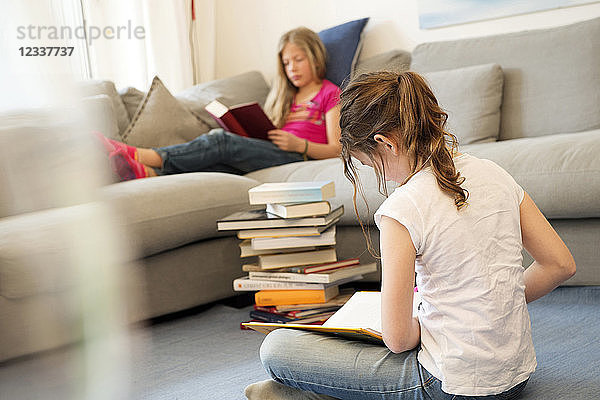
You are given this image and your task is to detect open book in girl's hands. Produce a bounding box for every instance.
[242,290,422,344]
[205,99,275,140]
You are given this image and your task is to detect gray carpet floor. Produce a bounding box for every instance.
[1,286,599,400]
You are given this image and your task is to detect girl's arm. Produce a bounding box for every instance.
[378,215,421,354]
[304,104,342,159]
[520,192,576,303]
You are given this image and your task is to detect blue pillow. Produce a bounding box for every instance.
[319,18,369,88]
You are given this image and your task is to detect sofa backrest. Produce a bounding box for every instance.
[410,17,600,141]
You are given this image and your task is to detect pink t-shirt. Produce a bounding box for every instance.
[281,79,341,144]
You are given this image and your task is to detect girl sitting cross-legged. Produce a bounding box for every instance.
[97,26,341,180]
[245,71,576,400]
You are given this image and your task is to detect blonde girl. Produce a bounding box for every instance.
[247,71,575,400]
[97,27,341,180]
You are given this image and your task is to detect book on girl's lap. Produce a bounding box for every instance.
[204,99,275,140]
[217,206,343,231]
[248,181,336,205]
[243,291,422,344]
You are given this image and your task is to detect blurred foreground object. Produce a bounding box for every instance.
[0,108,146,399]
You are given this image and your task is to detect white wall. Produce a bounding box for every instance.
[212,0,600,83]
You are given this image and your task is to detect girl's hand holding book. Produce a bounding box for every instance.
[268,129,305,152]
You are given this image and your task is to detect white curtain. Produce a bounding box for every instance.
[193,0,217,83]
[82,0,196,92]
[0,0,90,110]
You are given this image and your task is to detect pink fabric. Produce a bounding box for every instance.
[282,79,340,144]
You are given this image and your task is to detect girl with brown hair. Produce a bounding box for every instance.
[247,71,575,399]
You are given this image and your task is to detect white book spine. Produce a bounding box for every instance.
[233,277,327,291]
[250,190,327,205]
[248,271,331,284]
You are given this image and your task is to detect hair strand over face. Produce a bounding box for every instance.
[339,71,469,257]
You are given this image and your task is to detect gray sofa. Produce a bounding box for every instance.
[1,16,598,367]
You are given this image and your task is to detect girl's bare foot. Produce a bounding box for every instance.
[137,148,164,168]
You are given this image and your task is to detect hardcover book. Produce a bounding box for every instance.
[254,285,340,306]
[249,262,377,284]
[248,181,335,205]
[237,217,340,239]
[273,289,355,312]
[258,247,337,270]
[217,205,343,231]
[251,226,336,250]
[266,201,331,218]
[238,240,316,258]
[205,99,275,140]
[285,258,360,274]
[233,276,340,291]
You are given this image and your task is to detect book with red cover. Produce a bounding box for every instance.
[205,99,275,140]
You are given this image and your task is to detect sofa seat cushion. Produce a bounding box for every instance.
[245,159,394,226]
[101,172,261,258]
[461,129,600,219]
[0,203,125,299]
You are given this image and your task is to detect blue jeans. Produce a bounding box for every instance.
[260,329,528,400]
[153,129,304,175]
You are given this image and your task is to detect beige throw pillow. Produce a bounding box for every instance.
[423,63,504,145]
[79,80,131,134]
[121,76,210,148]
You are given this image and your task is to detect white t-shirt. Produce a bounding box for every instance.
[374,154,536,396]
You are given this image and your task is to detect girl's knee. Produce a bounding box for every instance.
[260,329,290,366]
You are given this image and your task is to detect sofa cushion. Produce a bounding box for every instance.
[318,18,370,87]
[100,172,262,258]
[411,17,600,141]
[461,129,600,219]
[176,71,271,130]
[121,76,211,148]
[79,80,131,134]
[0,203,126,299]
[82,94,120,140]
[423,64,504,145]
[119,86,146,121]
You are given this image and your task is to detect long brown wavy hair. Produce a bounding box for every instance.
[339,71,468,256]
[264,27,327,127]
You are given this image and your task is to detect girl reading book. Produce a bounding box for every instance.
[97,27,341,180]
[245,71,576,399]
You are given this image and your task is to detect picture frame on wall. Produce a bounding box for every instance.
[418,0,600,29]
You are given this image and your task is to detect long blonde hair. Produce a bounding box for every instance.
[264,27,327,127]
[339,71,468,255]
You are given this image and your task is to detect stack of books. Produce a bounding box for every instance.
[216,181,377,326]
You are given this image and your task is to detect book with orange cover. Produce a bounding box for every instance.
[255,285,339,306]
[205,99,275,140]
